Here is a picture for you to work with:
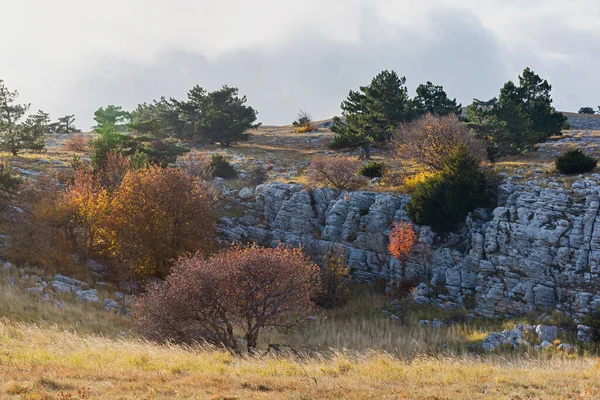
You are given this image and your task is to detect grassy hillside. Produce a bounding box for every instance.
[2,320,600,399]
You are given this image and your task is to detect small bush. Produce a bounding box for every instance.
[395,113,487,171]
[313,245,351,308]
[359,162,386,178]
[134,244,321,353]
[293,110,317,133]
[401,171,436,194]
[307,156,365,190]
[555,149,597,175]
[246,162,270,186]
[388,221,417,263]
[210,154,238,179]
[178,152,213,180]
[65,135,90,152]
[406,145,494,232]
[0,162,22,194]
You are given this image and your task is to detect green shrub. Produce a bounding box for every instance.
[406,145,493,232]
[210,154,238,179]
[555,149,597,175]
[360,162,386,178]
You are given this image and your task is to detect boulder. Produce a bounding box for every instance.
[536,325,558,342]
[540,340,553,349]
[76,289,99,303]
[238,187,254,200]
[577,325,595,343]
[103,299,119,311]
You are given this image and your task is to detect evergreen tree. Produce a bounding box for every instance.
[517,67,567,138]
[57,114,81,133]
[0,80,45,155]
[330,70,412,157]
[411,81,461,117]
[465,68,566,158]
[94,105,130,131]
[173,85,258,146]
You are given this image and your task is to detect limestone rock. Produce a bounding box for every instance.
[577,325,596,343]
[76,289,99,303]
[103,299,119,311]
[536,325,558,342]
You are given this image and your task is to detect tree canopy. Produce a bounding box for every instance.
[0,80,46,155]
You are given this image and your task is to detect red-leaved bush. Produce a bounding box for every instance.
[64,135,90,152]
[388,221,417,263]
[133,244,321,353]
[306,156,365,190]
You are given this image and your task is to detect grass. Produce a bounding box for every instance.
[1,320,600,399]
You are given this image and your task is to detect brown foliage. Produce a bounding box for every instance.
[133,244,321,352]
[177,152,214,181]
[8,176,78,271]
[105,166,217,277]
[313,244,351,309]
[306,156,365,190]
[64,136,90,152]
[388,221,417,263]
[395,113,487,171]
[9,162,217,279]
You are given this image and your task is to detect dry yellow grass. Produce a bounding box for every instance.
[1,320,599,399]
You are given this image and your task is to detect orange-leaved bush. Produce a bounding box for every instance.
[306,156,365,190]
[105,165,217,277]
[388,221,417,263]
[133,244,322,353]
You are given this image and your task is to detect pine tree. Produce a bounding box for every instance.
[331,70,412,157]
[57,114,81,133]
[411,81,462,117]
[173,85,258,146]
[0,80,45,155]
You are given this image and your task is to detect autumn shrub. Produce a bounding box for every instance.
[359,161,386,178]
[555,149,597,175]
[313,244,351,309]
[245,162,270,186]
[388,221,417,263]
[64,135,89,152]
[133,244,321,353]
[210,154,237,179]
[9,162,217,279]
[105,166,217,277]
[401,170,436,193]
[292,110,317,133]
[178,152,213,180]
[406,145,493,232]
[8,176,78,271]
[307,156,365,190]
[395,113,487,171]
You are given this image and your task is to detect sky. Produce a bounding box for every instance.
[1,0,599,130]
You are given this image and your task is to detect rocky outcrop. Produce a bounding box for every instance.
[220,178,600,318]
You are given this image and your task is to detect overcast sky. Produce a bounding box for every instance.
[1,0,599,129]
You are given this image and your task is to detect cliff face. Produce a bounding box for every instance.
[220,179,600,318]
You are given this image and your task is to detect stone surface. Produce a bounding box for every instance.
[536,325,558,342]
[238,187,254,199]
[220,180,600,318]
[577,325,596,343]
[103,299,119,311]
[75,289,99,303]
